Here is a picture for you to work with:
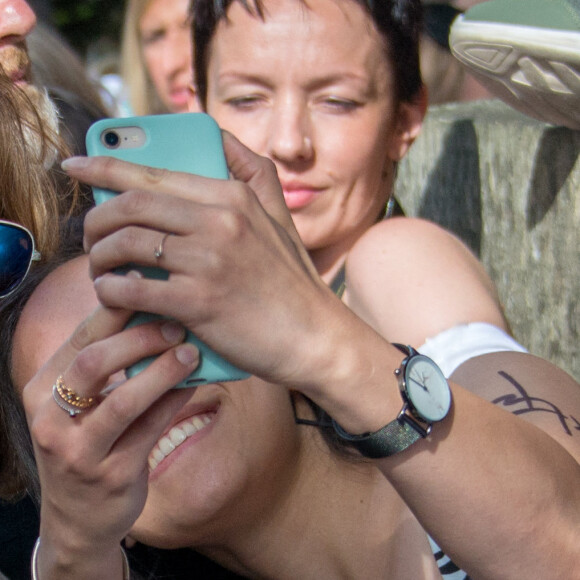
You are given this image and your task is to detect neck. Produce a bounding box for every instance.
[308,206,390,286]
[309,237,352,286]
[198,432,414,579]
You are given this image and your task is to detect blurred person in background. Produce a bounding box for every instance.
[121,0,195,115]
[28,21,111,153]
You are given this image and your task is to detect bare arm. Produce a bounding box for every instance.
[340,224,580,579]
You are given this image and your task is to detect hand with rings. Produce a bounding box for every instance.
[52,374,99,417]
[22,301,200,579]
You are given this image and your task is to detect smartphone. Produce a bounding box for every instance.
[86,113,250,387]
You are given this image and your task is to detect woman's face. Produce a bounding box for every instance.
[204,0,423,271]
[11,257,307,549]
[139,0,192,113]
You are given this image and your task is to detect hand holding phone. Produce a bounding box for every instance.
[86,113,250,387]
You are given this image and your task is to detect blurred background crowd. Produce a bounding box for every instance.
[26,0,493,122]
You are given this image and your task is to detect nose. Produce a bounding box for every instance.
[162,27,192,79]
[0,0,37,41]
[267,97,314,165]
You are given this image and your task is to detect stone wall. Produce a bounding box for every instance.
[396,99,579,381]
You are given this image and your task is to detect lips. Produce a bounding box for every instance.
[169,86,191,111]
[282,182,322,210]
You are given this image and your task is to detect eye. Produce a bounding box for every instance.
[225,95,267,111]
[141,29,165,46]
[320,97,361,113]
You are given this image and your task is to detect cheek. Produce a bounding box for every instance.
[11,325,67,396]
[322,129,391,203]
[143,49,167,90]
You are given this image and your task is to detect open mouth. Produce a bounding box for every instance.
[148,411,215,471]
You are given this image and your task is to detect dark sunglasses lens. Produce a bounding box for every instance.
[0,225,33,297]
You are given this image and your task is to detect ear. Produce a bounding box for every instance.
[385,85,427,161]
[187,84,202,113]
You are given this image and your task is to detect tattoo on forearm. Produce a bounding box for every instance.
[493,371,580,436]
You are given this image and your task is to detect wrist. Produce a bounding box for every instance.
[32,537,129,580]
[332,345,453,458]
[302,318,405,434]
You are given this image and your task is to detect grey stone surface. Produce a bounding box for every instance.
[396,99,579,381]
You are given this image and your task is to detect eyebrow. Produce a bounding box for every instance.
[217,71,374,91]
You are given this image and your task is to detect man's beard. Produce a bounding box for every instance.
[0,43,32,84]
[1,43,60,168]
[21,83,61,169]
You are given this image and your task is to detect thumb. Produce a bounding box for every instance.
[221,130,300,244]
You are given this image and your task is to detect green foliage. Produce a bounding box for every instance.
[51,0,125,56]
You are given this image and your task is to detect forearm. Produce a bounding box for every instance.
[379,386,580,579]
[306,328,580,579]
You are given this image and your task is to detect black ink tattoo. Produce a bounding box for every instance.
[493,371,580,436]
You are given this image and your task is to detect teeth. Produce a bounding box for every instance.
[159,438,175,455]
[192,416,206,430]
[169,427,186,446]
[148,413,214,471]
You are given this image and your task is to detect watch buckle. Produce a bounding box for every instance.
[397,406,431,438]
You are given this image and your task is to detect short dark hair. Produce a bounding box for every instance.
[191,0,424,108]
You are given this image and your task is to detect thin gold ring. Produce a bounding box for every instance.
[52,375,98,418]
[154,232,171,260]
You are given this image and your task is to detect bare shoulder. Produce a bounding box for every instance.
[348,217,489,279]
[12,255,97,389]
[343,218,508,346]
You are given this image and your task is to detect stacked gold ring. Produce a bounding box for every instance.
[52,375,98,417]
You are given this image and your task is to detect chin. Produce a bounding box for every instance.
[131,479,236,548]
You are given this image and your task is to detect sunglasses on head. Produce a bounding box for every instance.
[0,220,41,299]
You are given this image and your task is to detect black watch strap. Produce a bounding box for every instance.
[332,413,425,458]
[332,343,429,458]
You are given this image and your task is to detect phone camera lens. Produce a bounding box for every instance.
[103,130,120,148]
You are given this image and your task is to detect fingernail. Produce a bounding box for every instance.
[161,321,185,343]
[175,344,199,366]
[61,157,90,171]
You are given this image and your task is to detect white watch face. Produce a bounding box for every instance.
[404,355,451,422]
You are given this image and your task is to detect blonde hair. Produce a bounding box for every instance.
[121,0,167,115]
[0,74,77,258]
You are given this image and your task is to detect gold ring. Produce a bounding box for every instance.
[154,232,171,260]
[52,375,98,418]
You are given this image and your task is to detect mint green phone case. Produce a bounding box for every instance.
[86,113,249,387]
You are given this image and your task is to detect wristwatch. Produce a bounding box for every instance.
[332,344,452,458]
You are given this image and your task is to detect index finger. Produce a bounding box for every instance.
[61,155,233,244]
